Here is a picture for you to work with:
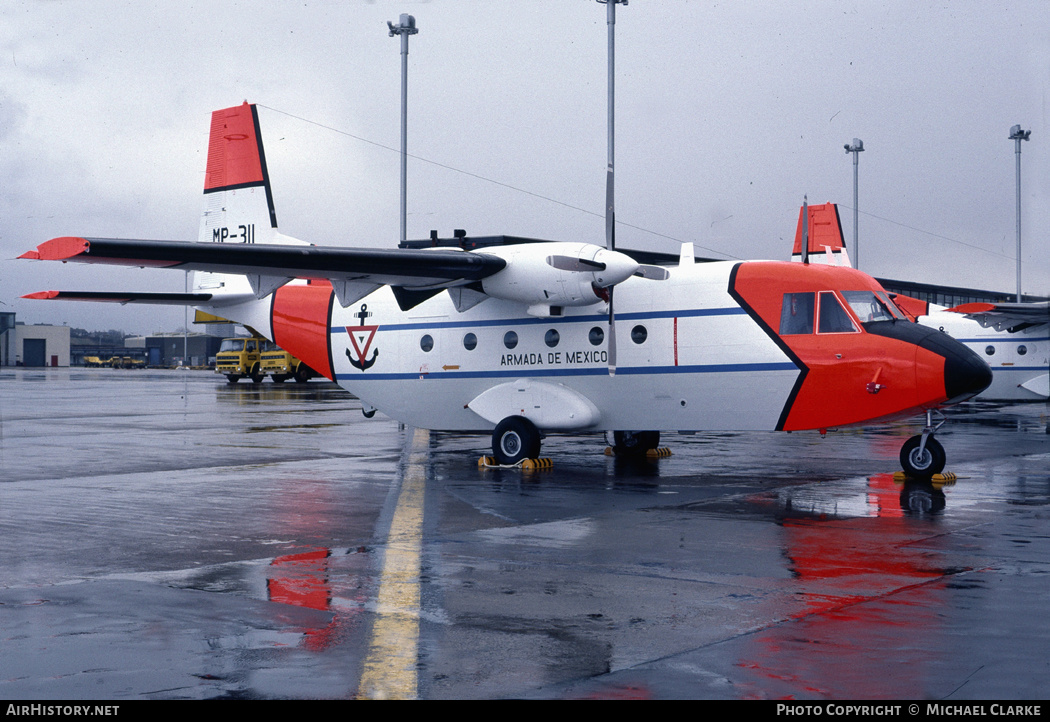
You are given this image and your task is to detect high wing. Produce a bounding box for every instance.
[20,236,506,289]
[20,235,510,310]
[945,301,1050,333]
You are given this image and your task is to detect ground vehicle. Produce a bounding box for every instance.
[260,346,317,383]
[215,337,264,383]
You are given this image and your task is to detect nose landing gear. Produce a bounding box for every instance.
[900,410,947,479]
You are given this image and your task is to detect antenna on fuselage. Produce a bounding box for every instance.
[801,195,809,265]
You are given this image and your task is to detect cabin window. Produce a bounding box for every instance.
[420,334,434,352]
[503,331,518,350]
[545,329,560,348]
[985,345,995,356]
[631,325,648,344]
[588,327,605,346]
[818,292,859,334]
[1018,345,1028,356]
[842,291,896,323]
[779,292,814,335]
[463,332,477,351]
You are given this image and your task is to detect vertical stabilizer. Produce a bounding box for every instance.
[790,202,851,266]
[197,102,284,245]
[193,102,309,317]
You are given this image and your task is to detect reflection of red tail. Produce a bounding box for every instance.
[268,548,340,651]
[791,202,850,266]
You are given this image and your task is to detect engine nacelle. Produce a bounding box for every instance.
[477,242,638,313]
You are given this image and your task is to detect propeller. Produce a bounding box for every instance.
[546,255,606,273]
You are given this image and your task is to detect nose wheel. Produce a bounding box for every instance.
[900,410,947,478]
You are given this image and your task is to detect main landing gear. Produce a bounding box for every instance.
[491,416,542,466]
[610,430,660,457]
[488,418,664,466]
[900,410,947,479]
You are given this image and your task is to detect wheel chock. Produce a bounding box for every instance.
[478,456,552,470]
[893,470,958,485]
[604,446,672,458]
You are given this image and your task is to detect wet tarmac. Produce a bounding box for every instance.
[1,368,1048,700]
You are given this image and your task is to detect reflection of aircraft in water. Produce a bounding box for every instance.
[792,202,1048,402]
[21,103,991,477]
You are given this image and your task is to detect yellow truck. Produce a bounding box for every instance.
[215,337,265,383]
[260,346,318,383]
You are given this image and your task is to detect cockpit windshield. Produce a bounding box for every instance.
[219,339,245,352]
[842,291,902,323]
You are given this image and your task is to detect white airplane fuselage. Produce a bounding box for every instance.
[916,309,1048,401]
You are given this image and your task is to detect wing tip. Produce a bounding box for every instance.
[21,291,60,300]
[20,237,90,261]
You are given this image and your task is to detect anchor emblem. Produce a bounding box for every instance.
[345,303,379,371]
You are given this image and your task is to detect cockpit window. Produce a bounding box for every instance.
[875,291,906,320]
[842,291,897,323]
[818,292,859,333]
[779,292,814,335]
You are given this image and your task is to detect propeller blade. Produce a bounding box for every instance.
[634,264,670,280]
[605,167,615,252]
[546,255,606,272]
[607,285,617,376]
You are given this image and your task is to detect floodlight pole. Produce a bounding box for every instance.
[844,138,864,269]
[599,0,626,252]
[1009,124,1030,302]
[388,14,418,244]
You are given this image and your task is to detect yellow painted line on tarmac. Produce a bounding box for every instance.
[357,427,429,700]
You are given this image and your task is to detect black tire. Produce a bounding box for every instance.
[249,364,264,384]
[225,374,241,384]
[900,435,946,478]
[294,364,311,383]
[613,430,660,456]
[492,416,542,466]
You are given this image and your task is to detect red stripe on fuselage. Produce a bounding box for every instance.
[732,262,948,431]
[271,283,335,381]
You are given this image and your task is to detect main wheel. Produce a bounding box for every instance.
[900,435,946,478]
[492,416,542,466]
[613,430,660,456]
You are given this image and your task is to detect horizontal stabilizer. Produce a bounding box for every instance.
[22,290,213,305]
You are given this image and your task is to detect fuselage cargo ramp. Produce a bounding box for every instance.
[21,103,991,477]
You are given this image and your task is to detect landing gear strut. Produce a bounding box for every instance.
[900,410,946,479]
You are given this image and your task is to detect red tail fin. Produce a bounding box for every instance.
[792,202,846,261]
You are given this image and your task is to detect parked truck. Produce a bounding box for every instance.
[215,337,265,383]
[260,346,318,383]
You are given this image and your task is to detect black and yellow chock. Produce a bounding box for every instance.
[478,456,553,470]
[893,470,958,486]
[604,446,672,458]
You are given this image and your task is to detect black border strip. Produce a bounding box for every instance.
[727,262,808,431]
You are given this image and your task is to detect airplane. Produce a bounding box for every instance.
[791,201,1049,402]
[20,102,993,478]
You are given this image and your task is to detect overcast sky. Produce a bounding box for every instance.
[2,0,1047,335]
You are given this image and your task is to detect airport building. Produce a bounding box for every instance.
[0,314,71,367]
